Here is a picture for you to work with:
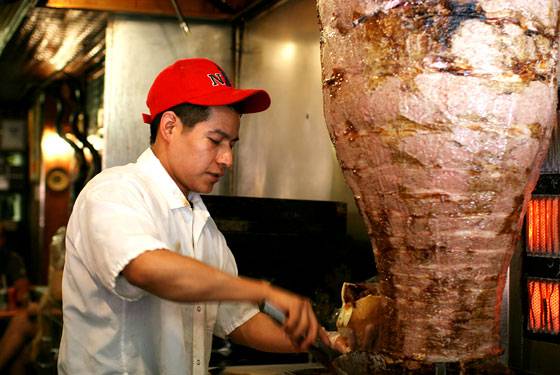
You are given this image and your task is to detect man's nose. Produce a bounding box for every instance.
[217,146,233,168]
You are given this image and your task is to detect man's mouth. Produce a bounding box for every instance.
[207,172,223,180]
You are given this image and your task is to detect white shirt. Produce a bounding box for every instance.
[58,148,258,375]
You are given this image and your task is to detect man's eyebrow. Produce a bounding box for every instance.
[209,129,239,142]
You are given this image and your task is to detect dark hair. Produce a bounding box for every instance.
[149,103,211,144]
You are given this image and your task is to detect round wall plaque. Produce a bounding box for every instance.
[46,168,70,192]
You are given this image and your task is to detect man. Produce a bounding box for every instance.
[58,58,332,374]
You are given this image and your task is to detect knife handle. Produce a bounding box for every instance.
[260,301,286,325]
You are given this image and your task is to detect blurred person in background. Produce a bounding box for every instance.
[0,225,66,374]
[0,222,35,374]
[0,222,30,308]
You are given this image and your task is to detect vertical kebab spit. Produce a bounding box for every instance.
[318,0,558,367]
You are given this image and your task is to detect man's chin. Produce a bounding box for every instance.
[191,183,216,195]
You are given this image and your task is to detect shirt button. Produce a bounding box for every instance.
[196,306,201,312]
[196,359,201,366]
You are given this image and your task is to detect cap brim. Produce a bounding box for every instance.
[142,113,153,124]
[187,87,271,114]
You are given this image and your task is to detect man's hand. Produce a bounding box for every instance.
[263,286,330,352]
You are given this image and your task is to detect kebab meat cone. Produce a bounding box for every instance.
[318,0,559,364]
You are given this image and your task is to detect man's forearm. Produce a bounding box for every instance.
[122,249,271,303]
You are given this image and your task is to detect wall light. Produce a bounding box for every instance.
[280,41,296,61]
[41,129,73,163]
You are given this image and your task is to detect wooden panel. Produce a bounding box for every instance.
[45,0,233,19]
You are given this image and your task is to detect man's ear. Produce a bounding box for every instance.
[159,111,179,142]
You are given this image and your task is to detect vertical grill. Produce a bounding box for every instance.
[524,194,560,340]
[513,101,560,371]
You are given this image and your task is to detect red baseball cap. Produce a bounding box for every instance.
[142,58,271,124]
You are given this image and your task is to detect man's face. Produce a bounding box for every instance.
[166,106,240,195]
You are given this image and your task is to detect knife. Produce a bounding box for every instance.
[260,301,341,372]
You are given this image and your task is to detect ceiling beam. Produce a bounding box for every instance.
[43,0,233,20]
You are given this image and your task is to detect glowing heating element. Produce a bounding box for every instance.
[528,278,560,335]
[526,197,560,256]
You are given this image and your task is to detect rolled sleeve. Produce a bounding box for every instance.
[215,301,259,338]
[79,179,169,301]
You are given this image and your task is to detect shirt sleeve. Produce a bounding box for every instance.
[77,177,169,301]
[214,301,259,338]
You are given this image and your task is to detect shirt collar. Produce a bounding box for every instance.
[136,148,194,210]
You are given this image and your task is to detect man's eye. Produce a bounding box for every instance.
[208,138,220,145]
